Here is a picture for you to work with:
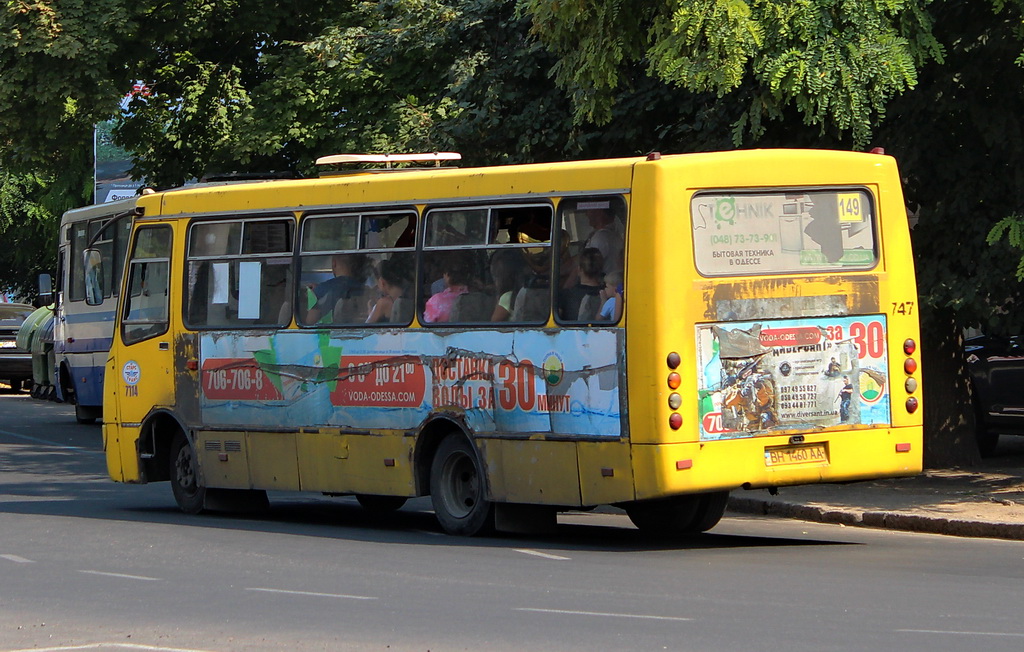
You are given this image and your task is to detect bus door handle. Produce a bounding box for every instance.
[159,342,169,351]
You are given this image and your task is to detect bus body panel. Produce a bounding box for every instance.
[479,438,581,506]
[113,222,179,432]
[151,161,635,219]
[577,439,635,505]
[631,425,922,499]
[626,151,922,493]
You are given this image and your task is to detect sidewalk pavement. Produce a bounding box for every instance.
[727,441,1024,540]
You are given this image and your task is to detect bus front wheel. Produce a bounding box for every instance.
[429,434,494,536]
[75,403,101,425]
[169,430,206,514]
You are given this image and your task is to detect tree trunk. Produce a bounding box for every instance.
[920,307,980,469]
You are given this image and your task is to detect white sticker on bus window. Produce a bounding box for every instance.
[212,262,229,304]
[237,261,262,319]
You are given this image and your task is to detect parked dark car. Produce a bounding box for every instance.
[0,302,35,392]
[965,334,1024,455]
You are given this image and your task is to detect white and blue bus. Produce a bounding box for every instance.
[54,198,136,423]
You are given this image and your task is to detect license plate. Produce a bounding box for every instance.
[764,443,829,467]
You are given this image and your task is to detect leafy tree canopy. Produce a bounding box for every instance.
[521,0,943,147]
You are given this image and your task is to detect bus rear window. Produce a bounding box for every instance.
[691,189,877,276]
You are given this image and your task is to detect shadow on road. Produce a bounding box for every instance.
[0,445,853,554]
[0,393,856,554]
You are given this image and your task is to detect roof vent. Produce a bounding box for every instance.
[315,152,462,170]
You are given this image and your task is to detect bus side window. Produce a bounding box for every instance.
[420,205,552,325]
[300,210,416,327]
[185,218,294,328]
[555,196,627,324]
[363,212,417,326]
[69,224,88,302]
[122,225,172,345]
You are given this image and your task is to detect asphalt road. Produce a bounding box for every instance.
[2,391,1024,652]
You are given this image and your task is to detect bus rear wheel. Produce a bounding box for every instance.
[169,430,206,514]
[430,434,494,536]
[625,491,730,536]
[356,494,408,512]
[688,491,729,533]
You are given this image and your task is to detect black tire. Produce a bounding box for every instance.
[976,429,999,457]
[973,398,999,457]
[169,430,206,514]
[9,379,24,393]
[687,491,730,533]
[625,495,700,535]
[430,434,494,536]
[75,403,101,425]
[356,494,408,512]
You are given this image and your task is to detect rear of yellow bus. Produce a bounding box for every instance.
[626,150,922,513]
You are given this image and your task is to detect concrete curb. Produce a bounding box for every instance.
[727,496,1024,541]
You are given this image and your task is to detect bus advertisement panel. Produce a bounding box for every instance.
[195,329,622,437]
[696,315,890,440]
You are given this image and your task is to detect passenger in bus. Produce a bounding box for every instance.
[304,253,369,324]
[509,212,554,321]
[598,271,624,322]
[584,208,624,274]
[366,257,411,324]
[489,248,527,322]
[423,253,472,323]
[558,247,604,321]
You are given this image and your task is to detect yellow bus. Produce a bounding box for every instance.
[100,149,923,537]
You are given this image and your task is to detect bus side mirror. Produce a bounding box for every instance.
[38,273,53,306]
[84,248,104,306]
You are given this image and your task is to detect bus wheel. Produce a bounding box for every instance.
[429,434,494,536]
[75,403,101,425]
[687,491,729,533]
[169,430,206,514]
[356,494,408,513]
[625,496,700,535]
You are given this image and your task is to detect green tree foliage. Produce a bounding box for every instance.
[879,1,1024,337]
[522,0,942,146]
[0,172,58,298]
[0,0,132,172]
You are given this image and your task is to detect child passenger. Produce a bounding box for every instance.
[598,271,624,322]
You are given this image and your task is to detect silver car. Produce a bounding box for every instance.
[0,303,35,392]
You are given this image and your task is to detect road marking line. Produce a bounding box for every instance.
[0,554,34,563]
[896,629,1024,638]
[515,548,571,561]
[78,570,160,581]
[0,428,104,456]
[246,587,378,600]
[4,644,217,652]
[515,608,692,622]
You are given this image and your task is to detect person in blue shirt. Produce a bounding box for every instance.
[305,254,368,324]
